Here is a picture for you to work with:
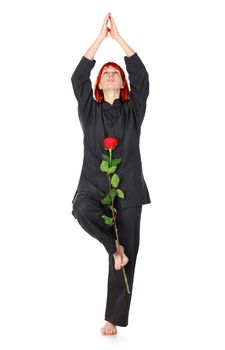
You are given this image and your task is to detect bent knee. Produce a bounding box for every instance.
[72,197,96,220]
[72,200,85,220]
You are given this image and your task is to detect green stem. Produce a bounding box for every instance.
[109,147,112,167]
[113,220,130,294]
[108,147,130,295]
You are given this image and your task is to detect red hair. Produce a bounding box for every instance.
[94,62,130,103]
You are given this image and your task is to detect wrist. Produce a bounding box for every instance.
[115,33,122,42]
[97,35,106,43]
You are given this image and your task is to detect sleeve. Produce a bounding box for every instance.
[124,53,150,127]
[71,56,96,131]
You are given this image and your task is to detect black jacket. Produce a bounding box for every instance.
[71,52,151,209]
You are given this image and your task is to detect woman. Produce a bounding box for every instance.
[71,13,151,336]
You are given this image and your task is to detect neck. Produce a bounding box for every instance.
[103,90,120,105]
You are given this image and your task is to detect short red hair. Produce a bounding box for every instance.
[94,62,130,103]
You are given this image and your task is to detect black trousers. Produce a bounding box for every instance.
[71,191,142,327]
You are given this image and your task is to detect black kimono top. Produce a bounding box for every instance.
[71,52,151,209]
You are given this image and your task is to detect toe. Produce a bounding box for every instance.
[101,322,117,336]
[101,327,108,336]
[115,265,121,270]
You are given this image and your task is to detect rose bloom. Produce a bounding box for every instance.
[103,137,119,150]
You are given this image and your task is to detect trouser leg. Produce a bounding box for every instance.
[104,200,143,327]
[71,191,117,255]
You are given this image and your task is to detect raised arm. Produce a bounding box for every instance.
[109,13,135,57]
[109,13,149,126]
[71,14,110,130]
[84,13,110,60]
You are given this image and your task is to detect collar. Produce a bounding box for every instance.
[102,98,122,110]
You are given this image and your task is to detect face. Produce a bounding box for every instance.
[99,65,124,92]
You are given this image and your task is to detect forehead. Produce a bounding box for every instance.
[102,65,119,71]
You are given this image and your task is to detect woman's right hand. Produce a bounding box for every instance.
[98,13,110,41]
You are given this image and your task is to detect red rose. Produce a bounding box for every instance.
[103,137,119,150]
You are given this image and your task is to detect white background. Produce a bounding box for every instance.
[0,0,225,349]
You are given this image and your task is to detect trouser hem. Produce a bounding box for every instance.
[105,318,128,327]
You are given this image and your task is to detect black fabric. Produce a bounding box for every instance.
[72,191,142,327]
[71,52,151,209]
[72,191,117,255]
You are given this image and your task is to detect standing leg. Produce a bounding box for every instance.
[71,191,117,255]
[104,203,143,327]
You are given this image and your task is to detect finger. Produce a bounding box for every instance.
[103,13,110,24]
[110,15,115,24]
[109,16,115,28]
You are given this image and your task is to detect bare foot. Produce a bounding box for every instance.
[113,241,129,270]
[100,321,117,336]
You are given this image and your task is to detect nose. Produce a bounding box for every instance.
[108,72,114,79]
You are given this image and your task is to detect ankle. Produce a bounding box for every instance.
[115,240,124,252]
